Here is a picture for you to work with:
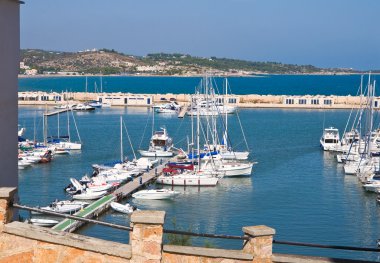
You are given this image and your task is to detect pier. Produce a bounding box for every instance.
[52,161,166,232]
[177,104,188,118]
[43,108,70,117]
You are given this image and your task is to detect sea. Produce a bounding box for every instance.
[18,75,380,261]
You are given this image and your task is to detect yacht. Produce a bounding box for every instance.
[139,128,174,157]
[320,127,340,151]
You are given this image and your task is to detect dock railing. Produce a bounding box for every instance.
[6,201,380,263]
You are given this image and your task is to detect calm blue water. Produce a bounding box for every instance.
[18,105,380,261]
[18,74,378,96]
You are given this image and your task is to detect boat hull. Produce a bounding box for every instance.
[139,150,173,157]
[156,175,219,186]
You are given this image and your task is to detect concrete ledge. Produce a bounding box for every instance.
[273,253,376,263]
[4,221,131,259]
[243,225,275,237]
[163,245,253,260]
[0,187,17,198]
[131,210,165,225]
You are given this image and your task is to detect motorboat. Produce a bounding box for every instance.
[363,180,380,193]
[30,218,60,227]
[132,189,180,200]
[110,202,138,214]
[88,101,102,108]
[320,127,340,151]
[32,200,89,214]
[139,128,174,157]
[72,103,95,111]
[72,190,108,200]
[155,102,181,114]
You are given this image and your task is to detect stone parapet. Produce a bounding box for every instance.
[163,245,253,262]
[130,211,165,263]
[243,225,276,263]
[0,187,17,232]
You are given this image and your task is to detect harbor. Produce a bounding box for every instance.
[18,100,380,261]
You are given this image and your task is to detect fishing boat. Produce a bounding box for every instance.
[320,127,340,151]
[30,218,60,227]
[110,202,138,214]
[132,189,180,200]
[139,128,174,157]
[32,200,89,214]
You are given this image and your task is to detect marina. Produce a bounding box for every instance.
[18,99,380,261]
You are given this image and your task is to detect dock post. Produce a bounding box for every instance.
[130,211,165,263]
[242,225,275,263]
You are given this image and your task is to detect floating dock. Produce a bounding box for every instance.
[177,105,188,118]
[52,162,166,232]
[43,108,70,117]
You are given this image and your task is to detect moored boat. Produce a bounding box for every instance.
[132,189,179,200]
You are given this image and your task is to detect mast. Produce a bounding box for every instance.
[85,76,88,94]
[100,76,103,93]
[197,90,201,171]
[152,105,155,136]
[225,78,228,148]
[120,116,123,162]
[57,112,60,138]
[67,109,71,142]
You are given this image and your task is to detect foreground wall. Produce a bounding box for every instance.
[0,188,374,263]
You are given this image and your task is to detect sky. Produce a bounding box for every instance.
[21,0,380,70]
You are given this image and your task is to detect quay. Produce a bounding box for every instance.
[53,161,166,233]
[18,90,380,110]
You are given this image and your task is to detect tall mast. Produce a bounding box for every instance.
[120,116,123,162]
[152,105,155,136]
[57,112,60,138]
[197,89,201,171]
[100,76,103,93]
[225,78,228,147]
[85,76,88,93]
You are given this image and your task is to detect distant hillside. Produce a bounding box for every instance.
[20,49,357,76]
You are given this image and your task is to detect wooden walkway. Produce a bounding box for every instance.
[44,109,70,116]
[52,162,166,232]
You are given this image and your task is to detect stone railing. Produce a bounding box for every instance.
[0,188,376,263]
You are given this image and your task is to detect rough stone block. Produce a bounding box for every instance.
[242,225,275,237]
[131,211,165,225]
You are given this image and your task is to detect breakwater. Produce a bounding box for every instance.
[18,91,380,110]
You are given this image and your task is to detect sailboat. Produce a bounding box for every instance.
[47,109,82,150]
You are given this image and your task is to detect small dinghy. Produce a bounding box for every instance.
[32,200,89,215]
[132,189,179,200]
[72,190,108,200]
[110,202,138,214]
[30,218,59,227]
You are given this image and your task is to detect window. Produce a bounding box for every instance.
[298,99,307,104]
[285,99,294,104]
[311,99,319,105]
[324,99,332,105]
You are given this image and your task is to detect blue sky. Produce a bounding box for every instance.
[21,0,380,70]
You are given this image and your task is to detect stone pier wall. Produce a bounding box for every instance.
[0,188,375,263]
